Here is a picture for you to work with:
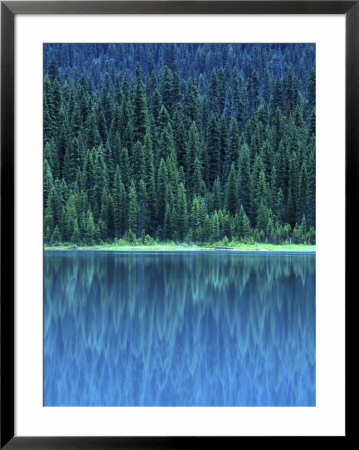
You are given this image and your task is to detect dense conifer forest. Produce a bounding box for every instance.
[43,44,315,246]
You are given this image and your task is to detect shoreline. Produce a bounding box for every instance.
[44,244,316,253]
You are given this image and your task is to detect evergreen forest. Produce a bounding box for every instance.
[43,44,315,246]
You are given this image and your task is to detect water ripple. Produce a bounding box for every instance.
[44,251,315,406]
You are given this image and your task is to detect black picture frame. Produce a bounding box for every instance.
[0,1,354,447]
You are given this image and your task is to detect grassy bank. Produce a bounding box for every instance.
[44,242,315,252]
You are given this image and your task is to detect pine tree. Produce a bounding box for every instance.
[84,209,95,245]
[191,196,201,242]
[261,140,274,180]
[137,179,148,237]
[297,162,308,222]
[269,166,277,210]
[219,116,229,182]
[44,75,55,141]
[256,200,267,231]
[71,218,80,243]
[161,66,174,114]
[158,123,176,168]
[143,130,157,231]
[97,105,107,143]
[212,176,222,212]
[151,88,163,128]
[270,77,284,117]
[99,186,109,239]
[307,150,316,227]
[44,203,54,239]
[44,160,54,205]
[225,164,238,215]
[209,69,220,114]
[276,188,285,224]
[132,141,145,188]
[157,158,168,227]
[128,181,139,236]
[207,113,220,188]
[86,109,101,150]
[47,53,59,81]
[113,166,127,237]
[173,102,187,170]
[176,183,188,241]
[50,225,62,245]
[43,44,315,247]
[186,79,202,131]
[203,215,212,243]
[62,194,77,242]
[163,204,172,241]
[119,147,131,189]
[250,158,266,225]
[241,208,252,241]
[226,118,239,173]
[238,143,250,213]
[287,150,299,227]
[119,97,132,150]
[212,211,220,242]
[307,68,316,110]
[186,122,202,192]
[131,63,148,144]
[192,157,204,198]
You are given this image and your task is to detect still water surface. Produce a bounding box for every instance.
[44,251,315,406]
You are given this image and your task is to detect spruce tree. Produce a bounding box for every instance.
[212,211,220,242]
[157,158,168,227]
[50,225,62,245]
[84,209,95,245]
[113,166,127,237]
[143,130,157,231]
[71,218,80,244]
[225,164,238,216]
[132,141,145,189]
[131,63,148,144]
[176,183,188,241]
[207,113,220,188]
[191,197,201,242]
[43,44,315,247]
[128,181,139,236]
[238,143,251,213]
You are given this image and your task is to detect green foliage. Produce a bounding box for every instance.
[50,225,62,245]
[128,181,139,236]
[44,44,315,246]
[225,164,238,215]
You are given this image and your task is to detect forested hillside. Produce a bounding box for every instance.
[43,44,315,246]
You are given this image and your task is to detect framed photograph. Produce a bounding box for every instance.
[1,1,353,447]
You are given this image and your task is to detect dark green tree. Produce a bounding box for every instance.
[225,164,238,215]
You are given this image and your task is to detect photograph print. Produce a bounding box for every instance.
[43,43,315,406]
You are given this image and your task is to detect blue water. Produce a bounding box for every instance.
[44,251,315,406]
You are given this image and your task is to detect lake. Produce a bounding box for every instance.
[44,251,315,406]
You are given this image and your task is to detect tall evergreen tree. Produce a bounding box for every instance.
[225,164,238,215]
[43,44,315,246]
[176,183,188,241]
[128,181,139,236]
[131,63,148,144]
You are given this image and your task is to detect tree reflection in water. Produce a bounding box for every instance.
[44,251,315,406]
